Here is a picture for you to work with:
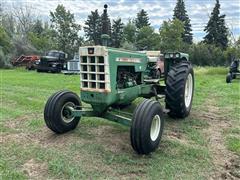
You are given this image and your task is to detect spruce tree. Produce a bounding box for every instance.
[204,0,228,49]
[173,0,193,44]
[111,18,124,48]
[101,4,111,37]
[135,9,150,29]
[84,10,102,45]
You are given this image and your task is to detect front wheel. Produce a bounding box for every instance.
[226,73,232,83]
[130,99,164,154]
[165,61,194,118]
[44,90,81,134]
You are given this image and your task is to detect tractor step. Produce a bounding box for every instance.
[163,109,170,114]
[157,95,165,99]
[144,79,160,84]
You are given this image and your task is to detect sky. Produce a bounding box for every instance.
[2,0,240,42]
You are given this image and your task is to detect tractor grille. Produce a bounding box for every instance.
[68,61,80,71]
[80,56,110,92]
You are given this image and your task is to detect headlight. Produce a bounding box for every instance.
[169,54,174,58]
[35,60,40,64]
[52,64,57,67]
[63,64,67,68]
[175,53,180,58]
[164,54,169,58]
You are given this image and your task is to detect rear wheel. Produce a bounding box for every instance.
[165,61,194,118]
[44,90,81,133]
[226,73,232,83]
[130,99,164,154]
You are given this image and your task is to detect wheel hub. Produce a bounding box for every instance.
[61,102,75,123]
[150,115,161,141]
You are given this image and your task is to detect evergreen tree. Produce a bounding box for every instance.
[135,9,150,29]
[101,4,111,37]
[173,0,193,44]
[111,18,124,48]
[204,0,228,49]
[84,10,102,45]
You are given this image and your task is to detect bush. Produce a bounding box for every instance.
[188,43,226,66]
[0,49,5,68]
[121,41,137,51]
[224,47,240,65]
[0,49,13,69]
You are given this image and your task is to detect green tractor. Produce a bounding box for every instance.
[44,46,194,154]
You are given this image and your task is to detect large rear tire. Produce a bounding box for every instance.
[165,61,194,118]
[44,90,81,134]
[130,99,164,154]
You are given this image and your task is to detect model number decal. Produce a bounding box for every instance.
[116,58,141,63]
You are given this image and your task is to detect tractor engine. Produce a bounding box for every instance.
[117,67,140,89]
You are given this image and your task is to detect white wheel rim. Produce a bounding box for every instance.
[184,73,193,108]
[61,102,75,123]
[150,115,161,141]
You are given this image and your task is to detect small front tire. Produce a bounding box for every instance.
[226,73,232,83]
[130,99,164,155]
[44,90,81,134]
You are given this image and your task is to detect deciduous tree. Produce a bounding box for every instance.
[136,26,160,50]
[122,20,137,44]
[50,4,82,57]
[159,19,184,52]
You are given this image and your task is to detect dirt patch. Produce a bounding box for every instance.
[0,132,32,144]
[26,127,88,149]
[89,125,131,153]
[199,100,239,179]
[4,114,41,130]
[22,159,48,180]
[165,130,190,146]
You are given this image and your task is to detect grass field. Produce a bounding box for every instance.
[0,67,239,179]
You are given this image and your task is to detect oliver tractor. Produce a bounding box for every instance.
[226,58,240,83]
[44,46,194,154]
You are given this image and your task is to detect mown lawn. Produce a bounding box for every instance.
[0,67,239,179]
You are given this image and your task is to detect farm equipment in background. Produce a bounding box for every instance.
[11,55,40,67]
[36,50,68,73]
[62,54,80,75]
[26,59,40,70]
[144,51,164,79]
[226,58,240,83]
[43,46,194,155]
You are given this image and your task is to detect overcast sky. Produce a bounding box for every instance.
[2,0,240,42]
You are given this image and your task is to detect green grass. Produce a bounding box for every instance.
[226,136,240,155]
[0,67,239,179]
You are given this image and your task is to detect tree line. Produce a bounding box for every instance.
[0,0,239,68]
